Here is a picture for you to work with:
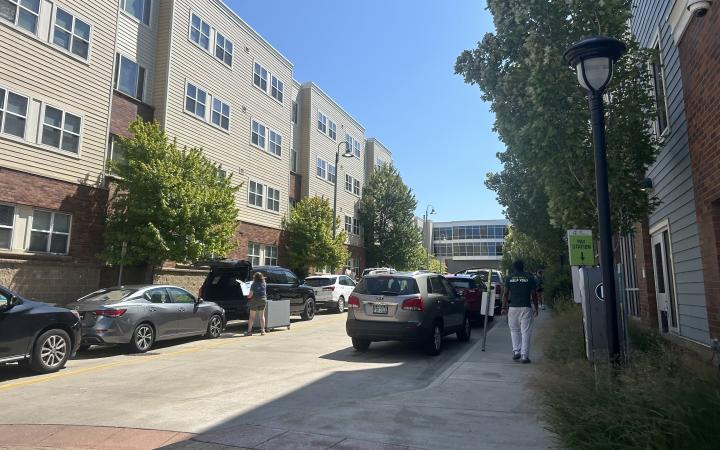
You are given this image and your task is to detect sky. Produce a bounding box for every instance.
[228,0,505,222]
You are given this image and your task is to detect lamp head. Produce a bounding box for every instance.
[564,36,626,93]
[341,141,353,158]
[430,207,436,215]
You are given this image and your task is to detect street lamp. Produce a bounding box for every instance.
[424,205,436,269]
[333,140,355,239]
[564,36,626,363]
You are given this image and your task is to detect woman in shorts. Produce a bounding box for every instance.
[245,271,267,336]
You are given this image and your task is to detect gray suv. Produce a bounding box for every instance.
[346,272,471,355]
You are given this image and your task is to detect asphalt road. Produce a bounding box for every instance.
[0,312,491,444]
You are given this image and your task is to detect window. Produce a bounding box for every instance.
[107,135,126,173]
[317,111,327,133]
[0,88,28,138]
[268,130,282,156]
[345,174,353,193]
[264,245,278,266]
[41,105,81,153]
[328,163,336,183]
[190,13,210,50]
[316,157,326,179]
[267,186,280,212]
[347,258,360,278]
[251,120,266,149]
[292,101,298,124]
[249,181,264,207]
[168,287,195,304]
[0,204,14,249]
[651,42,669,136]
[271,75,283,103]
[345,216,352,234]
[375,157,385,168]
[115,54,145,100]
[253,62,268,92]
[28,210,70,254]
[328,120,336,140]
[0,0,41,34]
[211,98,230,131]
[346,134,360,158]
[353,179,360,196]
[248,242,261,266]
[214,31,233,66]
[291,148,298,173]
[353,218,360,235]
[185,83,207,119]
[144,287,169,304]
[52,8,91,59]
[123,0,151,25]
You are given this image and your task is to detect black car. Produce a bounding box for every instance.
[0,285,82,373]
[199,260,317,321]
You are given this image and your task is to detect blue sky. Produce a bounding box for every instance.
[228,0,504,222]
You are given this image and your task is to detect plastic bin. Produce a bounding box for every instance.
[253,299,291,331]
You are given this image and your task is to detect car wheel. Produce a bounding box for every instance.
[128,322,155,353]
[335,296,345,313]
[424,322,443,356]
[457,315,472,342]
[300,298,315,321]
[30,329,71,374]
[352,337,370,352]
[206,314,223,339]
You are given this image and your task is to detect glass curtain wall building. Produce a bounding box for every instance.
[430,220,509,272]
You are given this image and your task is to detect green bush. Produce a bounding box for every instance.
[536,302,720,450]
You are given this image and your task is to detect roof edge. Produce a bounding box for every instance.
[367,137,392,155]
[301,82,365,131]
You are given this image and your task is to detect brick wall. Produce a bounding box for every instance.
[229,221,285,265]
[348,244,366,274]
[633,220,658,328]
[110,92,154,138]
[289,173,301,200]
[678,6,720,340]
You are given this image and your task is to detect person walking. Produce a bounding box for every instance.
[245,271,267,336]
[501,260,538,364]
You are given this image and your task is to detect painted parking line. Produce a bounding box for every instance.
[0,314,345,394]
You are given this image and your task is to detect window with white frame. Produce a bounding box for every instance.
[651,42,669,137]
[268,130,282,156]
[317,111,327,133]
[251,120,266,149]
[185,83,207,119]
[122,0,151,26]
[344,216,352,234]
[247,242,261,266]
[328,119,336,140]
[253,62,268,92]
[375,157,385,168]
[0,204,14,249]
[264,245,278,265]
[41,105,81,153]
[211,97,230,131]
[353,217,360,235]
[271,75,283,103]
[248,180,264,207]
[345,134,360,158]
[214,31,233,66]
[0,87,29,139]
[52,7,91,60]
[316,157,327,179]
[190,13,210,50]
[291,148,298,173]
[328,163,336,183]
[347,257,359,277]
[0,0,41,34]
[353,179,360,196]
[345,174,352,193]
[266,186,280,212]
[28,210,71,254]
[292,101,298,124]
[115,54,146,100]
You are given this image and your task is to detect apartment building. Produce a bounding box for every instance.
[0,0,118,300]
[365,138,391,175]
[430,220,509,272]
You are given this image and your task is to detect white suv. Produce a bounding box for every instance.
[303,275,356,313]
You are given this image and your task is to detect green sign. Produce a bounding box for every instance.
[568,231,593,266]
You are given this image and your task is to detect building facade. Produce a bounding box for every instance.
[430,220,509,272]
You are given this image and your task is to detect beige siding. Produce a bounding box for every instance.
[0,0,118,187]
[365,138,393,176]
[116,5,159,105]
[161,0,293,230]
[152,0,174,126]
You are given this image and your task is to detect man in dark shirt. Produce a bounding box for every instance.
[501,260,538,363]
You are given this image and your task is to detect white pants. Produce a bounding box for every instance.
[508,307,534,357]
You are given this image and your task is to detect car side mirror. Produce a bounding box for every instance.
[196,297,204,304]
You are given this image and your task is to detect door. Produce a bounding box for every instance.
[168,287,203,334]
[142,287,175,337]
[282,270,305,312]
[440,277,465,327]
[339,276,355,300]
[263,269,283,301]
[428,276,457,328]
[650,230,679,333]
[0,290,33,360]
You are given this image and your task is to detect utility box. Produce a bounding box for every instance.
[579,267,607,361]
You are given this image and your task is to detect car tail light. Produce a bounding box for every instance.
[348,295,360,309]
[401,296,424,311]
[94,309,127,318]
[198,285,204,298]
[495,284,501,296]
[322,286,335,291]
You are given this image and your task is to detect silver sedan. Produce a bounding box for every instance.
[67,285,225,353]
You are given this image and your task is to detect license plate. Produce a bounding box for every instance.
[372,304,388,314]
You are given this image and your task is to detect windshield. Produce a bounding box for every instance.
[448,280,472,289]
[354,277,419,296]
[77,288,137,304]
[304,277,335,287]
[473,270,500,283]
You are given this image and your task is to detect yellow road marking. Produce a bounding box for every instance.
[0,314,345,393]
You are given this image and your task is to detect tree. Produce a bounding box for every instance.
[416,246,446,273]
[103,119,239,266]
[283,196,349,277]
[359,165,422,270]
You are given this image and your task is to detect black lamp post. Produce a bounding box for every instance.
[424,205,436,269]
[564,36,626,363]
[333,140,355,239]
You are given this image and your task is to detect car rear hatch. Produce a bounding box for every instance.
[349,276,421,322]
[303,277,335,302]
[199,261,253,313]
[67,288,138,326]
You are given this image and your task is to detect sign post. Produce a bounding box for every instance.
[480,278,495,352]
[118,241,127,287]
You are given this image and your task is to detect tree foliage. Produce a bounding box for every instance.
[359,165,422,270]
[283,196,349,277]
[103,119,239,265]
[416,247,446,274]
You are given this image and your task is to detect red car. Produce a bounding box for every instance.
[445,275,487,322]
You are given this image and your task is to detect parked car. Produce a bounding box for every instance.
[304,274,356,313]
[0,285,81,373]
[455,268,504,314]
[361,267,396,278]
[346,271,471,355]
[445,274,486,322]
[199,260,317,321]
[67,285,225,353]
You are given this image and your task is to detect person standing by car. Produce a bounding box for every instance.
[501,260,538,364]
[246,272,267,336]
